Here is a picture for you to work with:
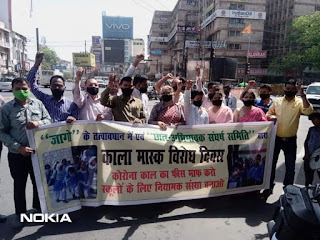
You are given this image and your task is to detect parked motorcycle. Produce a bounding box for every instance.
[267,184,320,240]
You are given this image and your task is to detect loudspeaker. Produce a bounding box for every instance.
[211,58,237,82]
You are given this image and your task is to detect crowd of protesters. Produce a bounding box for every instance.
[0,52,317,228]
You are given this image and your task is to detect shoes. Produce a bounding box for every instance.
[56,199,60,202]
[0,214,7,223]
[10,214,25,229]
[63,200,68,203]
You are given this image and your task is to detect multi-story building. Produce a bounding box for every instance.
[132,38,145,57]
[91,36,103,70]
[201,0,267,81]
[148,0,200,78]
[0,21,11,77]
[264,0,320,61]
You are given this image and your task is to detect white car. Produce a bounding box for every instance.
[306,82,320,109]
[0,77,13,92]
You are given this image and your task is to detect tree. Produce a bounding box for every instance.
[39,46,60,70]
[269,11,320,78]
[63,71,72,80]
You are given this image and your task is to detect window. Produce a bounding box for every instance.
[160,33,168,37]
[228,44,241,50]
[316,6,320,11]
[229,18,244,24]
[230,4,245,10]
[187,0,198,6]
[159,24,169,29]
[228,30,242,36]
[159,42,168,45]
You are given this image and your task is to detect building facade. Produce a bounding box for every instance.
[132,38,145,57]
[148,0,201,78]
[201,0,267,81]
[263,0,320,60]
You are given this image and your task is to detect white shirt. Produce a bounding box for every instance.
[183,89,209,125]
[73,82,113,121]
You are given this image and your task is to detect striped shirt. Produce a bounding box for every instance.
[27,67,79,122]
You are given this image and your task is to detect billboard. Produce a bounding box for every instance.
[150,49,163,55]
[92,36,101,46]
[104,40,124,63]
[72,53,96,67]
[92,48,102,66]
[102,16,133,39]
[248,50,267,59]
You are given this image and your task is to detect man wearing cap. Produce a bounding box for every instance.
[263,79,313,198]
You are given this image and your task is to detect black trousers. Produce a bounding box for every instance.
[8,152,40,214]
[269,136,297,189]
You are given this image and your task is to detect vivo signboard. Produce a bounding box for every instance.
[102,16,133,39]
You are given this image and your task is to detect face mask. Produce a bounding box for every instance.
[260,94,270,100]
[212,99,222,106]
[13,90,30,101]
[139,87,148,93]
[243,100,255,107]
[52,89,64,98]
[284,90,297,98]
[87,87,99,96]
[193,100,203,107]
[173,85,178,91]
[121,88,133,96]
[162,94,173,102]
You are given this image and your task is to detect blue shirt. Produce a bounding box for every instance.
[27,67,79,122]
[255,99,273,114]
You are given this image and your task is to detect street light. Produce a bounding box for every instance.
[182,12,192,78]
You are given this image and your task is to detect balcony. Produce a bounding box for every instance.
[228,23,245,29]
[0,40,10,48]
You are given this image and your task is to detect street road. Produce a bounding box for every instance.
[0,84,318,240]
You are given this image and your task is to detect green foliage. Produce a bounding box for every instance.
[63,72,72,80]
[269,12,320,74]
[39,46,60,70]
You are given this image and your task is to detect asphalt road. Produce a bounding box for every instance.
[0,84,318,240]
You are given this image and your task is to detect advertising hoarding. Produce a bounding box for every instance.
[92,36,101,46]
[102,16,133,39]
[72,53,96,67]
[248,50,267,59]
[104,39,124,63]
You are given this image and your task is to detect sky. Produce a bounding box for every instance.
[12,0,177,62]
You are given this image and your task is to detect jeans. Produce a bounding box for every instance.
[8,152,40,214]
[269,136,297,189]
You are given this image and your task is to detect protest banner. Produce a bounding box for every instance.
[27,121,276,215]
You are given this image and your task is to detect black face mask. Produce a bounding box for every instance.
[139,87,148,93]
[87,87,99,96]
[162,94,173,102]
[212,99,223,106]
[243,100,255,107]
[121,88,133,96]
[260,94,270,100]
[52,89,64,98]
[193,100,203,107]
[284,90,297,98]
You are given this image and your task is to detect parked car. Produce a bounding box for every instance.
[306,82,320,109]
[97,79,106,88]
[0,77,13,92]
